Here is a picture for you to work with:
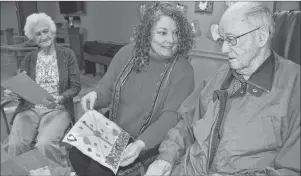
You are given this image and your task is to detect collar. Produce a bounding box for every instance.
[247,52,275,92]
[220,52,275,97]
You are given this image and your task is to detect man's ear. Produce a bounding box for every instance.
[258,26,269,47]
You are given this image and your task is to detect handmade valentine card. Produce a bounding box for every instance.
[62,110,131,174]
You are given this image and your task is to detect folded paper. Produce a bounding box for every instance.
[1,72,51,105]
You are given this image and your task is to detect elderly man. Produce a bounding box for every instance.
[145,2,300,176]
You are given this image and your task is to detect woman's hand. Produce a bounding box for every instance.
[81,91,97,112]
[41,95,60,109]
[145,160,172,176]
[4,89,18,97]
[53,95,64,104]
[119,140,146,167]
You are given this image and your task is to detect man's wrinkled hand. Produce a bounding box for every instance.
[119,140,145,167]
[145,160,172,176]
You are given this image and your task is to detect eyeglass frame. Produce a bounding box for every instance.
[218,27,261,47]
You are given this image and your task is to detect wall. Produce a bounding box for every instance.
[37,1,147,43]
[274,1,300,12]
[81,1,149,43]
[0,1,19,34]
[36,1,59,23]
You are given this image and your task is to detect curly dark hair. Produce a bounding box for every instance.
[132,2,194,72]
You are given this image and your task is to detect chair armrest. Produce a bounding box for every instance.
[1,96,20,134]
[1,96,20,106]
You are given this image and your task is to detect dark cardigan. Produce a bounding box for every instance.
[11,45,81,124]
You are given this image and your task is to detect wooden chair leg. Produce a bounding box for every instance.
[104,65,108,73]
[1,96,21,137]
[1,107,10,134]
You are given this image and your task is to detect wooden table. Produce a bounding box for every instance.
[0,43,70,69]
[1,149,61,176]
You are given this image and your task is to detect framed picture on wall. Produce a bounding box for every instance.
[139,4,146,18]
[191,20,202,37]
[195,1,213,13]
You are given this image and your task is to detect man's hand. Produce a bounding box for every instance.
[120,140,145,167]
[145,160,172,176]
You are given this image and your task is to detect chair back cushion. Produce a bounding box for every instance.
[272,10,300,65]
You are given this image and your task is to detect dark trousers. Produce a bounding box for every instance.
[69,147,114,176]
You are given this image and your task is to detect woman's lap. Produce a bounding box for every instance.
[69,146,157,176]
[10,108,71,141]
[3,108,71,159]
[69,147,114,176]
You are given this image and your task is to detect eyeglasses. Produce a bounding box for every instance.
[219,27,260,46]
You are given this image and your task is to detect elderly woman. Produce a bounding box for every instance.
[69,2,195,176]
[2,13,81,166]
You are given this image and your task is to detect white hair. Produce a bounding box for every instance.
[243,2,275,39]
[227,2,275,45]
[24,13,56,40]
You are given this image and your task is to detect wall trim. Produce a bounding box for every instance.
[189,49,228,60]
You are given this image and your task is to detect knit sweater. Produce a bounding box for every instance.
[93,44,194,150]
[12,46,81,124]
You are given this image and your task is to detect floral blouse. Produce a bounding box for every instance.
[35,51,61,108]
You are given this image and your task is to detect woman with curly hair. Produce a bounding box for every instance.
[69,2,195,176]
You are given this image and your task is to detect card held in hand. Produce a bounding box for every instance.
[62,110,131,174]
[1,72,51,105]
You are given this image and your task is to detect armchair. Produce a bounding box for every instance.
[0,94,81,144]
[272,10,300,65]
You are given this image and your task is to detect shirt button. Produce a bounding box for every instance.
[240,90,244,94]
[253,89,257,93]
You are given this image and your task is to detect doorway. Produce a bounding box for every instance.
[15,1,38,35]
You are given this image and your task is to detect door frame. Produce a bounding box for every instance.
[15,1,38,36]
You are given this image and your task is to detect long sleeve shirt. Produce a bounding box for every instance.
[93,44,194,150]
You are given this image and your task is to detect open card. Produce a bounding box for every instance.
[62,110,131,174]
[1,72,52,105]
